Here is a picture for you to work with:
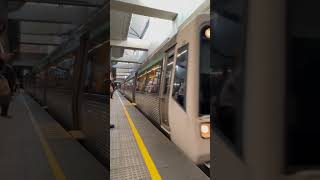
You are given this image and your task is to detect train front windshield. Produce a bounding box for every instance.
[199,25,211,116]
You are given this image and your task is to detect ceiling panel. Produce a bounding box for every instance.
[9,2,98,25]
[20,22,75,34]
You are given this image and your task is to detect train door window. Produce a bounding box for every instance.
[84,43,108,95]
[172,44,188,110]
[211,1,246,156]
[285,1,320,173]
[84,60,92,92]
[164,52,174,95]
[199,25,211,116]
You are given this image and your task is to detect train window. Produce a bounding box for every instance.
[172,44,188,110]
[136,74,147,92]
[144,64,161,94]
[211,1,246,156]
[84,43,108,95]
[199,25,211,116]
[48,54,75,88]
[285,1,320,173]
[128,79,134,91]
[57,56,75,80]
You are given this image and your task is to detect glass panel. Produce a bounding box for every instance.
[124,78,134,92]
[144,64,162,94]
[199,25,211,115]
[84,43,108,95]
[164,55,174,96]
[48,53,75,89]
[211,0,246,156]
[285,1,320,172]
[172,44,188,110]
[136,74,147,92]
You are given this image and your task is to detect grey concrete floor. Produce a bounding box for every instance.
[111,92,209,180]
[0,94,107,180]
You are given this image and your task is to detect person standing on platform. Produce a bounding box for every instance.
[110,72,116,99]
[108,72,115,129]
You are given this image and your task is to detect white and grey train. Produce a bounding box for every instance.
[212,0,320,180]
[119,12,211,166]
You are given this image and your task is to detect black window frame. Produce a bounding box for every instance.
[199,24,211,116]
[284,0,320,174]
[211,0,248,160]
[172,44,189,111]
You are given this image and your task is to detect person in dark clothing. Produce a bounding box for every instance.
[0,18,16,117]
[0,55,16,117]
[110,81,116,99]
[105,72,115,129]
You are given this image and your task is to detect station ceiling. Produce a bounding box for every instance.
[6,0,191,82]
[8,0,106,66]
[110,0,178,82]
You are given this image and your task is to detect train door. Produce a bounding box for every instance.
[160,46,176,133]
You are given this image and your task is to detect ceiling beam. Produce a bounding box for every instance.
[111,0,177,21]
[114,67,133,69]
[110,38,149,51]
[14,18,73,24]
[9,3,93,25]
[116,72,131,74]
[10,0,104,8]
[21,32,66,36]
[111,59,141,64]
[19,42,60,46]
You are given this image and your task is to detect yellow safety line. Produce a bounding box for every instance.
[117,92,162,180]
[22,96,67,180]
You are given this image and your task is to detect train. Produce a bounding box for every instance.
[119,7,210,166]
[23,5,108,167]
[211,0,320,180]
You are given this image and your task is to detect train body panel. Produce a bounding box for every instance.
[122,77,134,102]
[81,93,108,166]
[46,55,76,130]
[135,92,161,125]
[34,71,46,105]
[169,13,210,164]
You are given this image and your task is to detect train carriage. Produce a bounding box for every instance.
[24,5,108,167]
[120,10,211,166]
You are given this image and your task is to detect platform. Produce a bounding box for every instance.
[0,93,107,180]
[110,91,209,180]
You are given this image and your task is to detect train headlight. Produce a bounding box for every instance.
[200,123,210,139]
[204,27,210,39]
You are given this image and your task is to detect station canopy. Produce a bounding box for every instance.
[8,0,106,66]
[110,0,207,82]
